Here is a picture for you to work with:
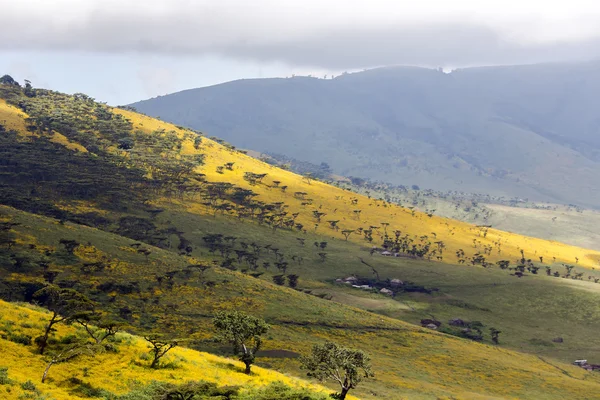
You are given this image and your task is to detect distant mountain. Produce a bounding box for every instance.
[132,62,600,208]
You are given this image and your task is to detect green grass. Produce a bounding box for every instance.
[6,201,600,365]
[156,206,600,364]
[483,204,600,251]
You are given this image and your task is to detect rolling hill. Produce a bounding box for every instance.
[0,300,337,400]
[3,79,600,399]
[131,61,600,208]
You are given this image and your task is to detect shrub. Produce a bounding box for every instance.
[8,332,32,346]
[116,380,239,400]
[59,334,80,345]
[21,380,37,391]
[238,382,328,400]
[68,377,113,398]
[0,367,12,385]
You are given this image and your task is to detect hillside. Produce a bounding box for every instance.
[3,80,600,398]
[4,206,600,400]
[132,61,600,208]
[333,179,600,251]
[0,300,336,400]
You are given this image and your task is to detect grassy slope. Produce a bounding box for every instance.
[2,89,600,398]
[483,204,600,252]
[0,300,338,400]
[342,182,600,251]
[115,108,600,269]
[3,206,600,400]
[129,206,600,364]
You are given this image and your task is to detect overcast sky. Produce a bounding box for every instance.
[1,0,600,104]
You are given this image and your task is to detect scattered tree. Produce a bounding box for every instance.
[272,275,286,286]
[144,335,178,369]
[76,314,122,344]
[42,342,95,383]
[490,327,501,344]
[33,286,95,354]
[213,311,270,374]
[300,341,374,400]
[0,74,20,86]
[59,239,80,255]
[287,274,299,288]
[341,230,354,241]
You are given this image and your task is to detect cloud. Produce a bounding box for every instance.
[2,0,600,68]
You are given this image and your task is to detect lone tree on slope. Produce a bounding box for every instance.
[213,310,270,374]
[489,327,501,345]
[144,335,178,369]
[300,341,374,400]
[33,285,95,355]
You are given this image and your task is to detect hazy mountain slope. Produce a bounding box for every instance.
[132,62,600,208]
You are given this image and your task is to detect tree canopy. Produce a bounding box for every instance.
[0,74,20,86]
[300,341,374,400]
[33,285,95,354]
[213,310,269,374]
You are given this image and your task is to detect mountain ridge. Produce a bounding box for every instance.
[132,61,600,208]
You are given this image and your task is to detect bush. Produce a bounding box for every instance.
[59,334,80,345]
[0,367,12,385]
[68,377,113,398]
[116,380,239,400]
[238,382,328,400]
[8,332,32,345]
[21,380,37,391]
[115,381,164,400]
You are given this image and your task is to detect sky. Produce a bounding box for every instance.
[1,0,600,105]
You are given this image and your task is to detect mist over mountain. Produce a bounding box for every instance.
[132,61,600,208]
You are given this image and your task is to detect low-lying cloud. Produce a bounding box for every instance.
[2,0,600,68]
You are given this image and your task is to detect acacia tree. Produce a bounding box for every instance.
[33,285,95,354]
[213,311,270,374]
[59,239,80,255]
[272,275,286,286]
[0,74,20,86]
[287,274,299,288]
[42,342,95,383]
[301,341,374,400]
[144,335,178,369]
[489,327,501,344]
[76,313,122,344]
